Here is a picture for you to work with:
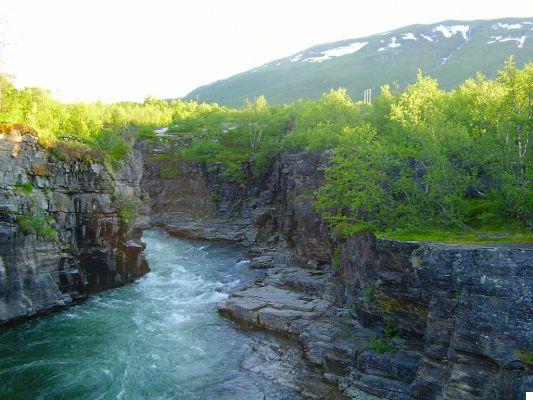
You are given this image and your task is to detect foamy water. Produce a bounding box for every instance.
[0,229,304,399]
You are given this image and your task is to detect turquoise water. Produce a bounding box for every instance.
[0,229,306,400]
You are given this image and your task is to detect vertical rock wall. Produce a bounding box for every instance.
[0,130,148,325]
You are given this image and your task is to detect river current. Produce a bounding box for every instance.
[0,229,316,400]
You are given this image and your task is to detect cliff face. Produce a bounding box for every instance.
[336,235,532,399]
[0,130,148,325]
[139,137,331,264]
[139,137,532,400]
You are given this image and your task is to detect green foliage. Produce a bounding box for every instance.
[0,73,180,170]
[316,60,533,236]
[369,336,394,354]
[516,349,533,367]
[17,213,57,238]
[118,198,140,224]
[384,322,397,339]
[15,182,34,195]
[154,61,532,237]
[3,60,531,241]
[163,96,291,180]
[363,284,376,302]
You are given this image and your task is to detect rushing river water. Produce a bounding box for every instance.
[0,229,322,400]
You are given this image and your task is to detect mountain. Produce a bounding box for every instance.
[184,17,533,107]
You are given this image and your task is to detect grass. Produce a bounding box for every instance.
[14,182,34,195]
[516,349,533,367]
[369,336,394,354]
[118,198,140,224]
[376,228,533,244]
[17,214,57,238]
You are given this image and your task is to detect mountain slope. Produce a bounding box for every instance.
[185,17,533,107]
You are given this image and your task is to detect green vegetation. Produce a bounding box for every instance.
[2,57,531,242]
[316,59,532,238]
[184,18,532,107]
[117,197,140,224]
[363,284,376,302]
[369,323,398,353]
[516,349,533,367]
[369,336,394,354]
[17,213,57,238]
[157,59,531,241]
[0,74,187,171]
[14,182,34,195]
[384,322,397,339]
[331,246,341,269]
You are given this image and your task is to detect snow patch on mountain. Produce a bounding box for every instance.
[487,35,527,48]
[433,24,470,41]
[401,32,417,41]
[421,34,434,42]
[388,37,401,48]
[290,54,303,62]
[493,23,522,30]
[303,42,368,62]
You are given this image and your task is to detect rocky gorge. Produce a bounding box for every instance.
[138,134,533,400]
[0,130,531,399]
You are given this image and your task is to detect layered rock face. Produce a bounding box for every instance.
[139,137,331,264]
[139,137,532,400]
[0,131,148,325]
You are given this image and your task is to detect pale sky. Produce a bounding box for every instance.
[0,0,531,103]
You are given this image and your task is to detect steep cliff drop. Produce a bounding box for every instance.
[0,129,148,325]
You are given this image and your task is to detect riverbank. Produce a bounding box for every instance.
[137,135,533,400]
[0,229,347,399]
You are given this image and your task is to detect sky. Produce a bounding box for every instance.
[0,0,531,103]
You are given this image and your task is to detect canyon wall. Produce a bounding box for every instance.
[1,130,529,398]
[139,136,532,400]
[0,130,148,325]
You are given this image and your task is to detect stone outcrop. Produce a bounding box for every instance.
[138,136,532,400]
[0,130,148,325]
[218,237,532,400]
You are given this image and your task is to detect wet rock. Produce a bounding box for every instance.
[250,255,274,269]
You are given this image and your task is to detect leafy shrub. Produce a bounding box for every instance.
[369,336,394,353]
[17,214,57,238]
[118,197,140,224]
[384,322,397,339]
[516,349,533,367]
[316,60,533,235]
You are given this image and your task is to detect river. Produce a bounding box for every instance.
[0,229,321,400]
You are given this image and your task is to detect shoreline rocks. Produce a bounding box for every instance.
[137,137,532,399]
